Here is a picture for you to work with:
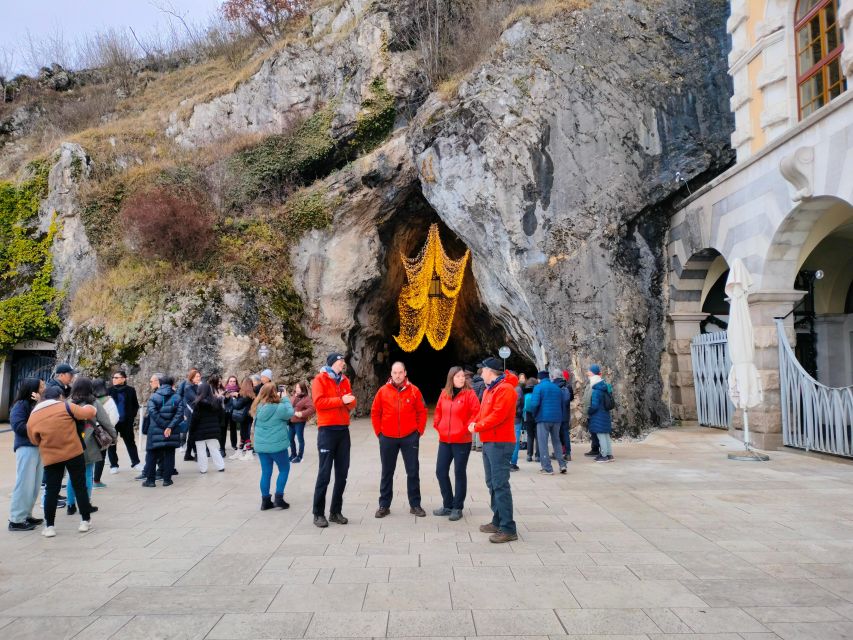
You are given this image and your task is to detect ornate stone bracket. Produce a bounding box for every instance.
[779,146,815,201]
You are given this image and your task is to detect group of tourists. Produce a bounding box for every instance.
[7,351,614,545]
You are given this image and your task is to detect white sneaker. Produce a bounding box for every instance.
[131,463,142,470]
[78,520,91,533]
[240,450,253,461]
[42,526,56,538]
[109,467,119,475]
[229,450,242,460]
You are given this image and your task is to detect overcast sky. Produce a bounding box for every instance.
[1,0,223,74]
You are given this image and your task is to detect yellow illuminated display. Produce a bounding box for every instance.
[394,224,470,352]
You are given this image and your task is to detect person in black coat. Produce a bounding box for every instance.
[142,375,182,487]
[189,383,226,473]
[103,370,141,478]
[554,376,574,462]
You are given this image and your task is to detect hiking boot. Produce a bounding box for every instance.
[584,450,599,457]
[260,496,274,511]
[163,479,174,486]
[479,523,499,533]
[314,515,329,528]
[274,494,289,509]
[594,455,608,462]
[433,507,452,516]
[489,530,518,543]
[449,509,463,521]
[141,480,156,487]
[329,513,348,525]
[410,506,426,517]
[375,507,390,518]
[8,520,38,532]
[510,464,519,471]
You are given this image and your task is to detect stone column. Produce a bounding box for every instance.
[841,0,853,84]
[666,312,708,423]
[729,289,805,450]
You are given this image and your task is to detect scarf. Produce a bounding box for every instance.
[322,366,343,383]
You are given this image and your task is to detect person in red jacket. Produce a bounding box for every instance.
[432,366,480,521]
[311,353,357,528]
[468,356,519,543]
[371,361,427,518]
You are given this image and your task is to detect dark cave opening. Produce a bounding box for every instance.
[349,190,535,405]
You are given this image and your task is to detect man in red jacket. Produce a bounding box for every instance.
[311,353,357,528]
[468,356,519,543]
[371,361,427,518]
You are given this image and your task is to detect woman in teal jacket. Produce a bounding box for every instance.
[251,383,294,510]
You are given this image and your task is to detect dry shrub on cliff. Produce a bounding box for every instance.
[120,185,215,264]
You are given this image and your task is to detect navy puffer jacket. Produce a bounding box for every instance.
[528,378,564,423]
[145,386,182,450]
[10,399,37,451]
[587,381,613,434]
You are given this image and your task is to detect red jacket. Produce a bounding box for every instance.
[371,379,427,438]
[311,370,356,427]
[473,372,519,443]
[433,388,480,443]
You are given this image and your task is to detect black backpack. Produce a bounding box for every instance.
[602,387,616,411]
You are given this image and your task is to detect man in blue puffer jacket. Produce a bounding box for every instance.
[142,374,182,487]
[587,364,614,462]
[527,370,567,475]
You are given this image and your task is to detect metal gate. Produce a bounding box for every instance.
[777,319,853,456]
[11,351,56,400]
[691,331,734,428]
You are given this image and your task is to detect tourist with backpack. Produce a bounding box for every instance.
[66,377,116,515]
[586,364,614,462]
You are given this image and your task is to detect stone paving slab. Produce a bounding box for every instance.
[1,422,853,639]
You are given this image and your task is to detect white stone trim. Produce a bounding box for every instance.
[760,103,790,129]
[729,29,786,73]
[757,64,788,89]
[731,91,752,111]
[756,15,785,40]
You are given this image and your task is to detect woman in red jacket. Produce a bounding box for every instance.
[432,366,480,521]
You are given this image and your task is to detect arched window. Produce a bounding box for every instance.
[796,0,846,119]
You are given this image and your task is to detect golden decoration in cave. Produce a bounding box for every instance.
[394,224,470,352]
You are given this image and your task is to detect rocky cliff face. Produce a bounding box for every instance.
[27,0,732,432]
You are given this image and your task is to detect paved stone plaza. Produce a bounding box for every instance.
[2,421,853,640]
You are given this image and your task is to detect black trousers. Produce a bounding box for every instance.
[227,418,240,449]
[145,448,175,482]
[44,453,91,526]
[378,431,421,509]
[106,421,140,469]
[589,431,600,453]
[435,441,471,510]
[524,421,537,460]
[313,428,350,516]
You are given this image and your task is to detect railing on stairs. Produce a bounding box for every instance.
[776,318,853,457]
[691,330,733,428]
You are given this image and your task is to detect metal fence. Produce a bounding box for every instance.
[691,330,734,428]
[777,319,853,457]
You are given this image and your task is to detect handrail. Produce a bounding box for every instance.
[776,318,853,456]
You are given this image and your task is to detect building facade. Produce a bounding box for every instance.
[667,0,853,451]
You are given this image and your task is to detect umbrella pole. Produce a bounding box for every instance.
[743,408,750,451]
[728,407,770,461]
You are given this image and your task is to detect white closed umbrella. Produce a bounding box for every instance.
[725,258,767,460]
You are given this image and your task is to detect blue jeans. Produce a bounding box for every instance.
[290,422,306,459]
[537,422,566,472]
[258,449,291,497]
[482,441,516,535]
[435,442,471,509]
[597,433,613,457]
[9,446,44,524]
[511,421,522,465]
[67,462,94,506]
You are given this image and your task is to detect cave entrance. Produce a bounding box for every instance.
[349,190,535,405]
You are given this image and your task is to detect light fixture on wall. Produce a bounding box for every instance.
[258,343,271,363]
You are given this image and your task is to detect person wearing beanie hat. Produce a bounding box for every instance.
[527,368,568,475]
[260,369,274,384]
[586,364,614,462]
[311,353,357,528]
[46,364,75,399]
